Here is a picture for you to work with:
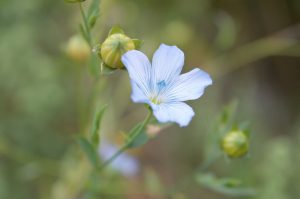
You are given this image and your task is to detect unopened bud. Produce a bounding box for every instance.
[221,130,249,158]
[100,33,135,69]
[66,35,90,62]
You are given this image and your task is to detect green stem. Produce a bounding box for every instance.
[79,2,92,46]
[99,110,153,170]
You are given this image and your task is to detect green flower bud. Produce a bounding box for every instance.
[66,35,90,62]
[100,33,135,69]
[221,130,249,158]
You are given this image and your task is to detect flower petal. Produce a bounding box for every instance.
[166,68,212,102]
[151,44,184,85]
[130,80,149,103]
[122,50,152,97]
[151,102,195,127]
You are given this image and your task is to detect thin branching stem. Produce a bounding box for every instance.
[98,110,153,171]
[79,2,92,46]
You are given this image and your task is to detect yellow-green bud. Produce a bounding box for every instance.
[221,130,249,158]
[66,35,90,62]
[100,33,135,69]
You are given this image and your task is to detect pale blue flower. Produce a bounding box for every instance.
[99,141,140,177]
[122,44,212,127]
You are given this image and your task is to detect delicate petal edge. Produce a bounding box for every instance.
[150,102,195,127]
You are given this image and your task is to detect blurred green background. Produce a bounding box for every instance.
[0,0,299,198]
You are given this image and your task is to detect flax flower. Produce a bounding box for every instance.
[122,44,212,127]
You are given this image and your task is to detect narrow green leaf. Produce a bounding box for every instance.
[221,100,238,125]
[90,104,108,147]
[77,137,99,168]
[87,0,100,28]
[216,100,239,138]
[219,178,241,187]
[128,130,149,148]
[79,24,89,43]
[89,15,98,28]
[132,39,144,49]
[65,0,86,3]
[127,123,150,148]
[127,123,142,137]
[108,25,125,36]
[196,173,256,197]
[79,3,92,45]
[87,0,100,18]
[100,62,117,75]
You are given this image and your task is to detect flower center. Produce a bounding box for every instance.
[150,96,162,104]
[149,80,167,105]
[157,80,166,90]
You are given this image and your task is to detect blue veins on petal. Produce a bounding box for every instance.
[157,80,166,90]
[122,43,212,127]
[152,44,184,84]
[150,80,167,104]
[167,68,213,102]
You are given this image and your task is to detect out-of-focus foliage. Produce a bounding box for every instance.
[257,138,292,199]
[0,0,299,198]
